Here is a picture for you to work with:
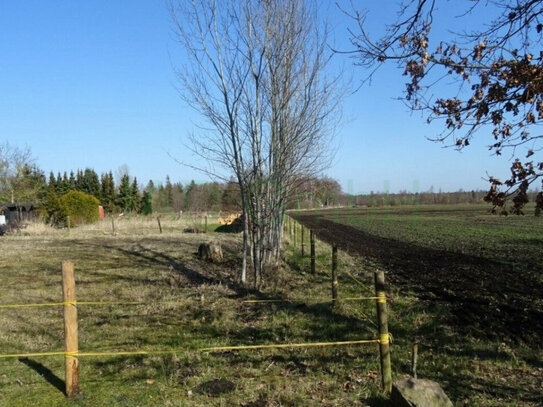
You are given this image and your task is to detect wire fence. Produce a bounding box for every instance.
[0,217,393,397]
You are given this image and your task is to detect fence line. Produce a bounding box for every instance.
[0,338,386,360]
[1,219,392,396]
[286,215,393,391]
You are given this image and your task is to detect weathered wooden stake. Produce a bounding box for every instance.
[374,270,392,392]
[157,216,163,234]
[67,216,70,233]
[301,225,305,256]
[288,217,292,237]
[61,261,79,398]
[310,230,316,274]
[204,215,208,233]
[293,221,297,247]
[331,243,338,301]
[411,343,418,379]
[111,218,115,236]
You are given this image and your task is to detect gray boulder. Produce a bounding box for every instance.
[390,377,453,407]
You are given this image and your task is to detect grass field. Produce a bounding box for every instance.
[291,203,543,406]
[0,216,388,406]
[1,207,542,406]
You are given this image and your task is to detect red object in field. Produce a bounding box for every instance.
[98,205,105,220]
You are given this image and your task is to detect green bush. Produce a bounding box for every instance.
[60,190,100,226]
[45,188,70,227]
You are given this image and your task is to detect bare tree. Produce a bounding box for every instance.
[0,143,33,203]
[171,0,342,287]
[346,0,543,215]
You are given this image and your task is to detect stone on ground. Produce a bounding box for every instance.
[390,377,453,407]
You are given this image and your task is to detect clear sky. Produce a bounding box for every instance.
[0,1,510,194]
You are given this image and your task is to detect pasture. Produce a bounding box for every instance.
[0,216,386,406]
[0,207,542,406]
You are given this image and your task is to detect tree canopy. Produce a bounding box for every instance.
[348,0,543,214]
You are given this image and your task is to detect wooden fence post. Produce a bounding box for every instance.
[67,216,70,233]
[331,243,338,301]
[293,221,297,248]
[374,270,392,392]
[157,216,163,234]
[204,215,208,233]
[310,230,316,274]
[411,343,418,379]
[111,218,115,236]
[301,225,305,256]
[288,217,292,237]
[62,261,79,398]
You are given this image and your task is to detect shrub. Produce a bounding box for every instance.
[45,188,69,227]
[59,190,100,226]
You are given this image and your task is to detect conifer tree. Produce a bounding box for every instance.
[117,174,132,213]
[140,191,152,215]
[55,172,63,194]
[79,168,100,198]
[68,171,76,190]
[165,175,174,208]
[59,172,70,195]
[100,172,116,212]
[131,177,141,213]
[48,172,57,192]
[75,170,83,190]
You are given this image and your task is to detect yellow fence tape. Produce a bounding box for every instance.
[0,339,383,360]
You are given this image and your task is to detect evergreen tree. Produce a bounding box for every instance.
[79,168,100,198]
[100,172,116,213]
[58,172,70,195]
[139,191,153,215]
[48,171,57,192]
[75,170,83,190]
[184,180,196,211]
[55,172,63,194]
[117,174,132,213]
[131,177,141,212]
[68,171,76,190]
[165,176,174,208]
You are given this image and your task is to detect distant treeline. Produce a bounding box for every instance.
[45,169,242,214]
[338,189,541,207]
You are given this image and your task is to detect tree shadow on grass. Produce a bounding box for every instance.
[19,357,65,395]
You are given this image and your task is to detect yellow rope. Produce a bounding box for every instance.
[376,291,387,304]
[0,339,383,359]
[199,339,380,352]
[0,302,73,309]
[341,269,373,294]
[0,351,68,359]
[0,300,189,309]
[341,296,385,301]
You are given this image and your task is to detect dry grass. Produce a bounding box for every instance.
[0,220,386,406]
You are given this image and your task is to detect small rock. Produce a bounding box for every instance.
[391,377,453,407]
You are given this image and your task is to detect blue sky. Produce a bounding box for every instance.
[0,1,510,193]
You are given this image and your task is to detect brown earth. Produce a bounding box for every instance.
[292,214,543,345]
